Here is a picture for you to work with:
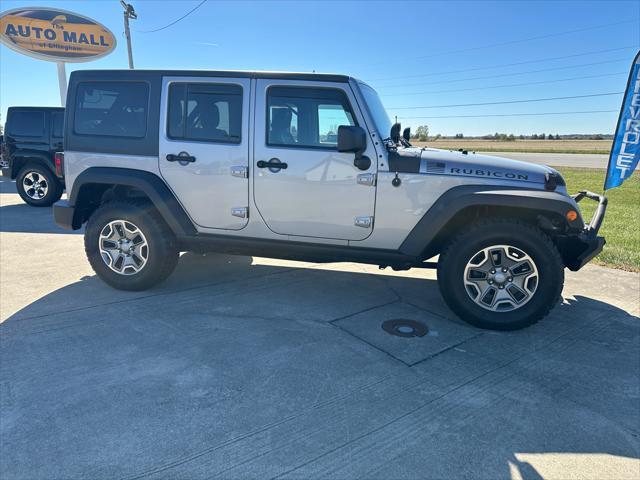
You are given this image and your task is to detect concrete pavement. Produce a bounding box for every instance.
[1,177,639,479]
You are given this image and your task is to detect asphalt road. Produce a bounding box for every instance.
[1,177,639,479]
[483,151,620,169]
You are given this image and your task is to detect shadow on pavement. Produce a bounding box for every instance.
[1,252,638,479]
[0,179,78,235]
[0,202,83,234]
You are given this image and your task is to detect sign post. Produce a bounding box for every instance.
[0,7,117,106]
[56,62,67,105]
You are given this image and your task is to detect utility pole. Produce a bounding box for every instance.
[120,1,137,69]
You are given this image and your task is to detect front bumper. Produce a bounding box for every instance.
[53,200,79,230]
[562,190,607,271]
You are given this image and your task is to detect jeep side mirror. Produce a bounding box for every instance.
[338,125,366,153]
[403,127,411,142]
[338,125,371,170]
[390,123,401,143]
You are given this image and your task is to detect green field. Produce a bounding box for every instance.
[557,168,639,272]
[413,139,612,154]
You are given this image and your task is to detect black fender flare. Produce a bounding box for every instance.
[67,167,196,235]
[398,185,584,259]
[10,151,55,178]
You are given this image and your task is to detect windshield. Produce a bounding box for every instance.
[357,82,392,138]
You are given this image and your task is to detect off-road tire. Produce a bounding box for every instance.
[437,218,564,330]
[16,163,62,207]
[84,200,180,291]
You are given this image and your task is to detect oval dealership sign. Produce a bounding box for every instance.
[0,7,116,62]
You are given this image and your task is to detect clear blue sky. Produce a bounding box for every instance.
[1,0,639,136]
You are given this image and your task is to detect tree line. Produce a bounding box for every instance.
[409,125,611,142]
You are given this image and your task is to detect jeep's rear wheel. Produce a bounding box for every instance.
[85,201,179,291]
[437,219,564,330]
[16,163,62,207]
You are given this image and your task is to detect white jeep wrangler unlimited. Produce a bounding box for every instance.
[53,70,607,330]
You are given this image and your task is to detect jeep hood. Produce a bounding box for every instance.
[419,147,555,185]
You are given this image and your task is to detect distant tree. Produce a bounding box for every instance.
[540,133,546,139]
[455,133,464,139]
[415,125,429,142]
[507,134,515,141]
[555,134,561,140]
[532,134,538,139]
[519,134,525,140]
[433,133,442,141]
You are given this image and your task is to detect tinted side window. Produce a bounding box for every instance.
[74,82,149,138]
[52,112,64,138]
[8,111,45,137]
[267,87,355,149]
[168,83,242,143]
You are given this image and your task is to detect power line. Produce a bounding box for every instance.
[398,110,618,120]
[389,91,623,110]
[374,58,629,89]
[355,19,638,68]
[369,46,634,82]
[136,0,208,33]
[380,72,627,97]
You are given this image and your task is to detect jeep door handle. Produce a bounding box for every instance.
[166,152,196,163]
[257,159,288,170]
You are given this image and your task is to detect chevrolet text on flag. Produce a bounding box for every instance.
[604,50,640,190]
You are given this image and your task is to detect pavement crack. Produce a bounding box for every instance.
[328,298,400,325]
[330,315,411,367]
[121,372,398,480]
[408,332,485,367]
[2,267,299,327]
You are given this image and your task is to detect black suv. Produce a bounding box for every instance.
[1,106,65,206]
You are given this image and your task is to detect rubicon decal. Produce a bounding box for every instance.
[0,7,116,62]
[449,167,529,181]
[421,157,532,181]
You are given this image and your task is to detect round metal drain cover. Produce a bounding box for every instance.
[382,319,428,338]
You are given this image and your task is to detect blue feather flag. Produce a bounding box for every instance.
[604,50,640,190]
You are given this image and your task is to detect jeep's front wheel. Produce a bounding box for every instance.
[84,201,179,291]
[437,219,564,330]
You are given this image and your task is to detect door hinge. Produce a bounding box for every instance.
[354,216,373,228]
[357,173,376,186]
[230,166,248,178]
[231,207,248,218]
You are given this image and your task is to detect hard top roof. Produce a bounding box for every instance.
[70,69,354,83]
[7,106,64,111]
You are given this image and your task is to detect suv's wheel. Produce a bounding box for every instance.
[85,201,179,291]
[16,163,62,207]
[437,219,564,330]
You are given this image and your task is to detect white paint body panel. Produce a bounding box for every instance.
[63,74,563,256]
[64,151,160,198]
[252,79,378,241]
[158,76,251,230]
[357,172,541,250]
